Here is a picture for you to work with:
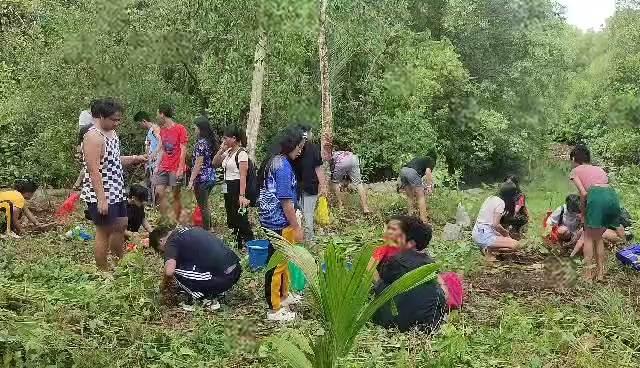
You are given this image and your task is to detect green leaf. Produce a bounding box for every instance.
[267,336,313,368]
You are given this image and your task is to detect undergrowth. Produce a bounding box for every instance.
[1,160,640,367]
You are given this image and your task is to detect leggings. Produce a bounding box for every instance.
[224,180,254,247]
[194,182,214,230]
[264,227,295,311]
[0,200,16,233]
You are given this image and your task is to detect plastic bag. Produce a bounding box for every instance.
[289,261,306,292]
[192,206,203,227]
[54,192,80,220]
[455,203,471,228]
[315,196,330,226]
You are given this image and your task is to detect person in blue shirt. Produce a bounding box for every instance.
[258,127,305,322]
[187,116,219,230]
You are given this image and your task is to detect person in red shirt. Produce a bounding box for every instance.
[154,104,189,220]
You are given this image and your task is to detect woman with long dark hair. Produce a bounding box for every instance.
[472,182,520,261]
[187,116,219,230]
[500,174,529,239]
[258,127,305,322]
[213,125,254,247]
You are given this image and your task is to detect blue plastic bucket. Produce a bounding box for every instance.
[246,240,270,271]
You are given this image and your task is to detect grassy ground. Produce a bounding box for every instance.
[2,157,640,367]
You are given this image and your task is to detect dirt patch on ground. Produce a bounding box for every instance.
[467,251,580,299]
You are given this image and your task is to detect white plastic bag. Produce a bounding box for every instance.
[455,203,471,228]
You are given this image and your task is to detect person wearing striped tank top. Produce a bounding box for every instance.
[82,98,147,271]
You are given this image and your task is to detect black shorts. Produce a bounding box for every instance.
[86,201,127,226]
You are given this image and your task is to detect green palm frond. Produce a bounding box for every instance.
[266,230,440,368]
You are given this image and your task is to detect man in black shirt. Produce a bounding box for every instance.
[292,125,328,241]
[150,225,242,310]
[125,184,152,240]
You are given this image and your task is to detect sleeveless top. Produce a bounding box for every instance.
[81,127,125,204]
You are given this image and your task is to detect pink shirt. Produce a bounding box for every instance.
[570,164,608,191]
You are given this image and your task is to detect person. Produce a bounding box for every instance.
[0,180,45,238]
[81,98,147,271]
[372,216,463,333]
[134,111,161,203]
[397,154,436,223]
[258,127,305,322]
[150,225,242,311]
[546,194,582,247]
[73,102,97,190]
[292,124,328,241]
[569,145,621,281]
[154,103,188,220]
[500,175,529,240]
[472,182,520,261]
[330,146,370,214]
[187,116,219,231]
[125,184,153,240]
[213,125,254,247]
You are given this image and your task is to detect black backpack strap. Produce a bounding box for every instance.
[235,148,247,169]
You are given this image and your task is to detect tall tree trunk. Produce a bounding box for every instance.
[318,0,333,162]
[246,30,267,161]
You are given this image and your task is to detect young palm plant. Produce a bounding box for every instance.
[265,230,440,368]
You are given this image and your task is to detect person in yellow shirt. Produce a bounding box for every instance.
[0,180,44,238]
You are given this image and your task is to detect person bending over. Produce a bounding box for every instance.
[125,184,153,240]
[372,216,463,333]
[150,225,242,311]
[397,153,436,223]
[472,182,520,261]
[0,180,45,238]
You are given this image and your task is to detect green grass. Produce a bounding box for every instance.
[2,158,640,367]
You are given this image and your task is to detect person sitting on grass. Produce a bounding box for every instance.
[125,184,153,241]
[568,145,621,281]
[372,215,463,333]
[546,194,583,248]
[500,175,529,240]
[472,182,520,261]
[150,225,242,312]
[0,180,45,239]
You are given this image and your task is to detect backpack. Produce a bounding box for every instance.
[234,148,259,206]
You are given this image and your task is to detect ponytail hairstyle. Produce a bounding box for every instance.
[194,115,219,153]
[258,127,305,188]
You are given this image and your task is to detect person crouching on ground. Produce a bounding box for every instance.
[372,216,463,333]
[545,194,583,251]
[472,182,520,261]
[81,98,147,271]
[500,175,529,240]
[125,184,153,241]
[150,225,242,311]
[258,127,306,322]
[0,180,45,239]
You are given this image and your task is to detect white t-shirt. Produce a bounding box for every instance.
[222,148,249,181]
[475,196,505,227]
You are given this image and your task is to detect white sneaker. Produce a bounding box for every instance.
[202,299,221,311]
[266,308,296,322]
[281,293,303,307]
[180,302,196,312]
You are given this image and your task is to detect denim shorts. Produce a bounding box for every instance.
[472,224,497,249]
[398,167,423,189]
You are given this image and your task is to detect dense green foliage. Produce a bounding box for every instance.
[0,0,609,186]
[555,2,640,166]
